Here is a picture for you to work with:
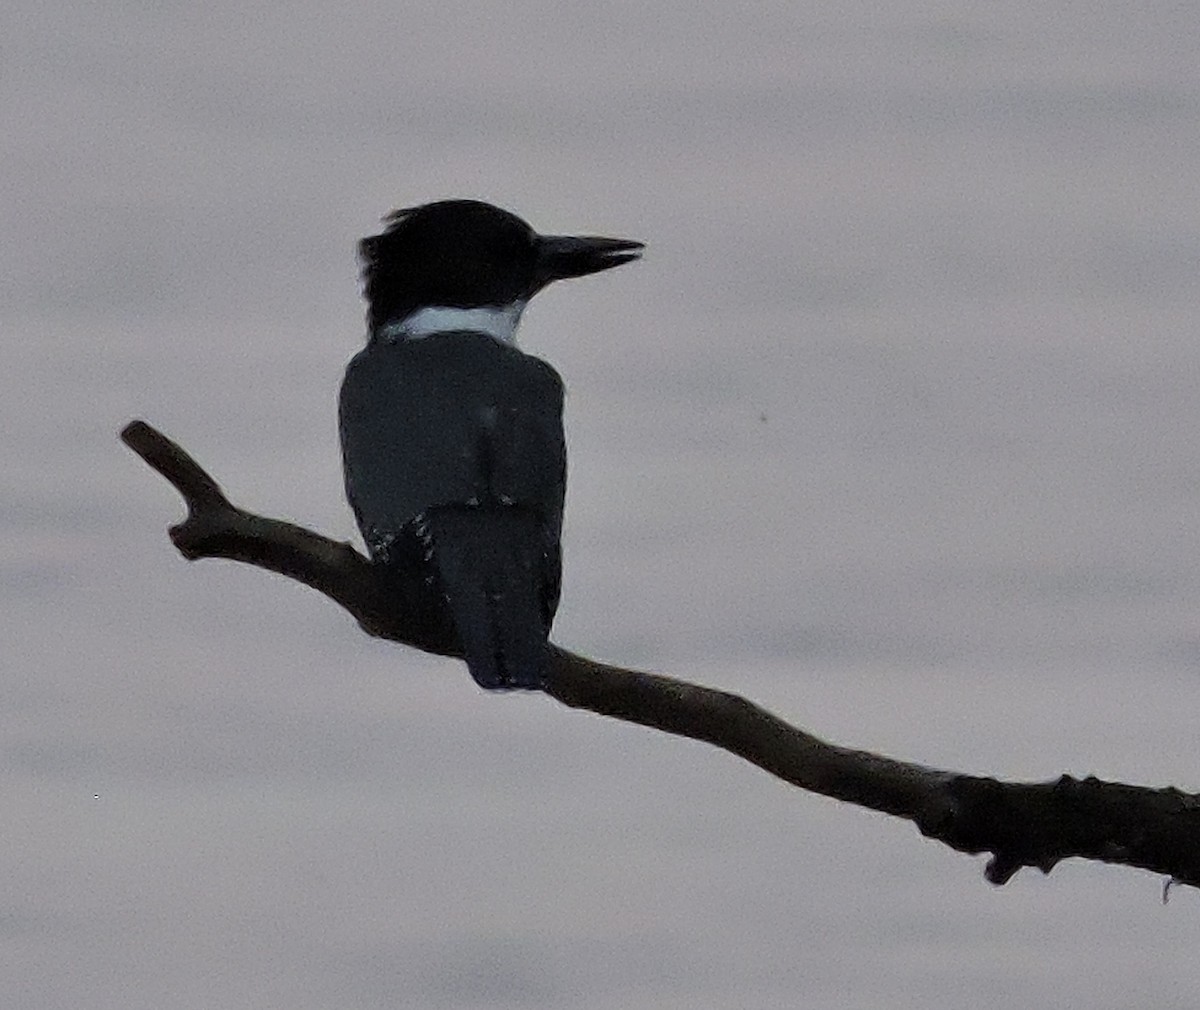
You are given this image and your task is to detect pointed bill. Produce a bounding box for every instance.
[534,234,645,288]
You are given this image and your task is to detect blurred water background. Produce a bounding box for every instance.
[6,3,1200,1006]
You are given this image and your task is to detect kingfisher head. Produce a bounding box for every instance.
[360,199,643,343]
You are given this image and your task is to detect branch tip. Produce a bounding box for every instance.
[120,419,230,511]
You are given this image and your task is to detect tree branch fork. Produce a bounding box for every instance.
[121,419,1200,890]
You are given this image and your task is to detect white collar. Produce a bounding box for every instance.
[376,302,527,346]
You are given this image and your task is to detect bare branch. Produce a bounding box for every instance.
[121,419,1200,889]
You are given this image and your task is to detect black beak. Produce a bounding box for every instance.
[534,233,644,289]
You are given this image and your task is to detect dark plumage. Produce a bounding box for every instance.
[340,200,642,689]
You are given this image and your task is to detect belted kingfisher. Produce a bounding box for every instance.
[339,199,643,690]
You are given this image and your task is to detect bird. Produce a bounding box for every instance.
[339,199,643,690]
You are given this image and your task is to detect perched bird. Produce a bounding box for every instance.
[339,199,643,689]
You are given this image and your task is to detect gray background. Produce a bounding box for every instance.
[6,2,1200,1006]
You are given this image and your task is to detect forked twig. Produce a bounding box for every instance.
[122,420,1200,889]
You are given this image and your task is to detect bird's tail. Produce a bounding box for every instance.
[425,506,550,690]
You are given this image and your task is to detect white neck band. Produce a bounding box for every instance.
[377,302,527,345]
